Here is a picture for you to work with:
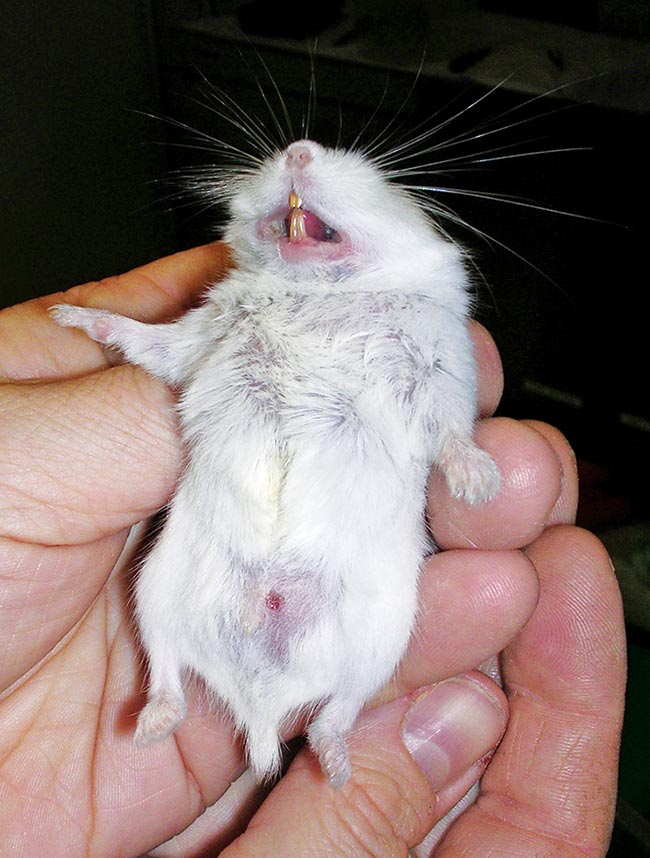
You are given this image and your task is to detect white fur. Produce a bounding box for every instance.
[51,139,499,787]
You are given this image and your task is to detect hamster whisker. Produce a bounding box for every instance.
[194,65,281,157]
[357,53,427,158]
[190,85,280,161]
[301,42,319,141]
[140,109,267,168]
[234,46,295,146]
[410,184,603,224]
[412,190,567,295]
[370,77,587,180]
[349,73,393,155]
[368,77,515,166]
[381,143,588,177]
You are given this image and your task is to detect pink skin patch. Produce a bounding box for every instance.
[265,591,284,612]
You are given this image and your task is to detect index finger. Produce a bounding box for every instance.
[0,243,231,381]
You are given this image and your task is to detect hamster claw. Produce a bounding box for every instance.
[134,691,187,746]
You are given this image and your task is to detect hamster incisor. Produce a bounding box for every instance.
[51,138,500,789]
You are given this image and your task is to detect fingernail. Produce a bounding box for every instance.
[401,677,506,789]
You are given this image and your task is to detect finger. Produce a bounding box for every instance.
[220,674,508,858]
[60,242,232,317]
[428,417,576,550]
[0,533,126,692]
[470,321,503,418]
[437,526,625,856]
[379,548,539,702]
[148,771,268,857]
[0,369,181,545]
[0,243,230,381]
[521,419,579,526]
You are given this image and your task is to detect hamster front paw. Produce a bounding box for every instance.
[49,304,122,345]
[438,436,500,505]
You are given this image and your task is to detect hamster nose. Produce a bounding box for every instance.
[286,143,313,168]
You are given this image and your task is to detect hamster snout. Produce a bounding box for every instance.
[285,141,314,168]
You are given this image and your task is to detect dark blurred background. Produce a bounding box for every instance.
[2,2,649,852]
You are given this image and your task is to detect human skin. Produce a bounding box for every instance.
[0,243,625,856]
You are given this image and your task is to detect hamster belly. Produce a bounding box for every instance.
[135,291,428,780]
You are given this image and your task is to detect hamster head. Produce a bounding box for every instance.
[224,140,463,288]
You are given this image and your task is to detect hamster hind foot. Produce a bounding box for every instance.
[306,696,368,789]
[309,731,351,790]
[133,691,187,746]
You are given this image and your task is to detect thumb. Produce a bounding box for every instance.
[222,673,507,857]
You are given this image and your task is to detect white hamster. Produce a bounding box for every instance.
[51,138,500,788]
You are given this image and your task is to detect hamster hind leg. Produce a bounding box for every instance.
[132,523,192,746]
[134,689,187,747]
[133,631,187,746]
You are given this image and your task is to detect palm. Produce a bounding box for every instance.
[0,246,241,853]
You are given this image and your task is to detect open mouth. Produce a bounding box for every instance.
[285,192,340,245]
[259,190,350,264]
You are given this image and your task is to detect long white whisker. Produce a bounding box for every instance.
[201,95,277,158]
[371,74,594,177]
[465,145,590,164]
[407,184,603,223]
[384,145,590,178]
[192,67,279,158]
[463,73,604,135]
[375,99,576,171]
[361,52,427,158]
[349,74,392,153]
[335,102,344,149]
[134,109,259,161]
[244,47,295,144]
[372,77,515,166]
[303,41,318,140]
[412,192,566,292]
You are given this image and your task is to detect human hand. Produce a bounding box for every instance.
[0,245,624,856]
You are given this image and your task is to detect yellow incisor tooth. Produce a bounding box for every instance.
[289,206,306,242]
[289,191,302,209]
